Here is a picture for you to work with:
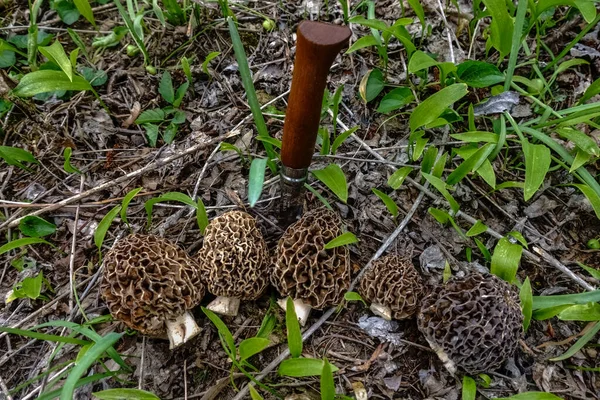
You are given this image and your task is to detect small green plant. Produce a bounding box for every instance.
[312,164,348,204]
[0,146,39,171]
[134,71,189,146]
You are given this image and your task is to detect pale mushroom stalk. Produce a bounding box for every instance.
[165,311,202,349]
[369,303,393,321]
[206,296,241,317]
[277,298,312,327]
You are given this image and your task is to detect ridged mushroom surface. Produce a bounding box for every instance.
[359,255,425,320]
[101,234,205,336]
[272,208,351,309]
[417,273,523,374]
[198,211,269,299]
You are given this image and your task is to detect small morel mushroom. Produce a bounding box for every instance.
[272,208,351,326]
[417,273,523,374]
[197,211,269,316]
[358,254,425,320]
[101,234,205,349]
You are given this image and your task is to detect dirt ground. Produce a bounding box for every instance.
[1,0,600,399]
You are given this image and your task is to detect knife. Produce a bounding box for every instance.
[279,21,351,221]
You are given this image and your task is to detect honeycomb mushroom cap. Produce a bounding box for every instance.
[359,255,425,320]
[417,273,523,374]
[272,208,351,309]
[198,211,269,300]
[101,234,205,337]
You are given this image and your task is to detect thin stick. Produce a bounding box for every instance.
[69,175,85,312]
[0,374,13,400]
[1,131,236,230]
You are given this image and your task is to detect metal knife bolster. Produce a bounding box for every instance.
[280,166,308,219]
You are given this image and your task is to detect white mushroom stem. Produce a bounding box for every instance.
[165,311,202,349]
[369,303,393,321]
[207,296,241,317]
[277,298,312,327]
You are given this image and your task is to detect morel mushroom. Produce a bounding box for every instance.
[358,255,425,320]
[417,273,523,374]
[101,234,205,349]
[272,208,351,326]
[197,211,270,316]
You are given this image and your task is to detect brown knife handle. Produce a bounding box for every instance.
[280,21,351,170]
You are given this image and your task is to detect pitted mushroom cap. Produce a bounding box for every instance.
[101,234,205,336]
[417,273,523,374]
[272,208,351,309]
[197,211,269,300]
[359,255,425,320]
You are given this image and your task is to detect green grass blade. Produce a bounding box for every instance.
[503,0,528,91]
[0,326,90,345]
[0,237,51,255]
[285,297,302,358]
[550,321,600,361]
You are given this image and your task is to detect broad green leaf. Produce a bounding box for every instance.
[520,277,532,332]
[63,147,81,174]
[372,188,399,219]
[579,77,600,104]
[143,123,159,147]
[578,262,600,280]
[428,207,450,224]
[533,305,573,320]
[536,0,596,23]
[59,333,123,400]
[556,127,600,156]
[481,0,514,56]
[490,238,523,282]
[555,58,589,76]
[73,0,96,26]
[572,184,600,219]
[321,359,335,400]
[324,232,358,249]
[19,216,56,237]
[173,81,189,108]
[248,158,268,207]
[422,173,460,213]
[409,84,468,132]
[359,69,384,103]
[94,205,122,254]
[145,192,196,227]
[446,143,495,185]
[348,15,389,32]
[196,198,208,234]
[39,41,73,81]
[497,392,564,400]
[120,187,143,227]
[181,56,192,81]
[457,61,504,88]
[523,142,551,201]
[93,389,159,400]
[79,66,108,86]
[331,126,359,155]
[331,84,344,135]
[344,291,367,306]
[557,303,600,321]
[550,321,600,361]
[443,260,452,282]
[54,0,80,25]
[12,271,44,300]
[278,358,339,377]
[462,376,476,400]
[202,51,221,75]
[239,337,270,361]
[0,50,16,68]
[388,166,413,189]
[312,164,348,203]
[0,326,89,345]
[13,70,92,97]
[432,152,447,178]
[249,386,264,400]
[286,297,302,358]
[466,220,487,237]
[408,50,438,73]
[256,136,282,149]
[377,87,414,113]
[571,150,591,172]
[0,237,51,255]
[256,310,277,339]
[450,131,499,143]
[346,35,379,54]
[407,0,426,30]
[532,290,600,310]
[159,71,175,104]
[202,307,236,358]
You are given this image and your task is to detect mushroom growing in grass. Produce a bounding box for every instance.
[197,210,270,316]
[101,234,205,349]
[417,273,523,374]
[272,208,351,326]
[358,254,425,321]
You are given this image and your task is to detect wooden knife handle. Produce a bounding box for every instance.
[280,21,351,169]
